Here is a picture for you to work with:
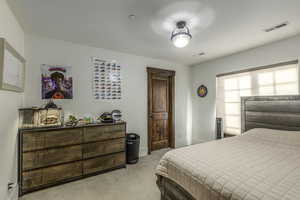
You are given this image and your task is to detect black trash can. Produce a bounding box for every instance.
[126,133,140,164]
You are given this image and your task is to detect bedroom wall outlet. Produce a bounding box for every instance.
[7,182,15,191]
[7,182,18,200]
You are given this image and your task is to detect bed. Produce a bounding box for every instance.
[156,95,300,200]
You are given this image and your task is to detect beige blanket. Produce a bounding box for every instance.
[156,128,300,200]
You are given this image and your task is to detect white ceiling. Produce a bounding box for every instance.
[7,0,300,66]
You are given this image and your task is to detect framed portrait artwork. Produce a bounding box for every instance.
[41,64,73,99]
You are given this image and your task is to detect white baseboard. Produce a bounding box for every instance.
[139,148,148,157]
[191,139,207,145]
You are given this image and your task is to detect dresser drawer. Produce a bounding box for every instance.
[22,161,82,191]
[22,128,83,152]
[83,138,125,159]
[84,124,125,142]
[23,145,82,171]
[83,152,125,175]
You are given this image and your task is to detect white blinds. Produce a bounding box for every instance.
[216,62,299,135]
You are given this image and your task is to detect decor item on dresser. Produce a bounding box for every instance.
[65,115,78,126]
[44,99,58,109]
[65,114,94,126]
[111,110,122,122]
[19,107,63,128]
[41,64,73,99]
[99,112,114,123]
[77,116,93,125]
[197,85,208,97]
[0,38,25,92]
[18,122,126,196]
[91,57,121,100]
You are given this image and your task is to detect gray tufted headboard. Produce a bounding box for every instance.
[241,95,300,133]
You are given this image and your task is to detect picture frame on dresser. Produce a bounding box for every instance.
[0,38,25,92]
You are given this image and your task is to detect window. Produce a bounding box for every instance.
[216,61,299,135]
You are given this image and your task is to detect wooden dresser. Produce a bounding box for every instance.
[18,122,126,195]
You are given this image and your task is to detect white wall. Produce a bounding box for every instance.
[0,0,25,200]
[191,35,300,142]
[24,34,192,156]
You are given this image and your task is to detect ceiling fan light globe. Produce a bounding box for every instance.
[172,34,191,48]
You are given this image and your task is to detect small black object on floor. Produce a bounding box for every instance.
[126,133,140,164]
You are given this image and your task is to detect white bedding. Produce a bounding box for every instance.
[156,128,300,200]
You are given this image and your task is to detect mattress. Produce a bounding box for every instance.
[156,128,300,200]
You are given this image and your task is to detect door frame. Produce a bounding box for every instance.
[147,67,175,154]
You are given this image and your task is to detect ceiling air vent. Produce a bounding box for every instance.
[264,21,289,32]
[192,52,205,57]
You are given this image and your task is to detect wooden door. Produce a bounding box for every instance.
[147,67,175,154]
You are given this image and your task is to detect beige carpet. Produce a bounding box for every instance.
[20,149,168,200]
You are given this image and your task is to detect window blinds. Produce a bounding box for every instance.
[216,61,299,135]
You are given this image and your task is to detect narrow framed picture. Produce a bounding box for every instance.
[91,57,122,100]
[0,38,26,92]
